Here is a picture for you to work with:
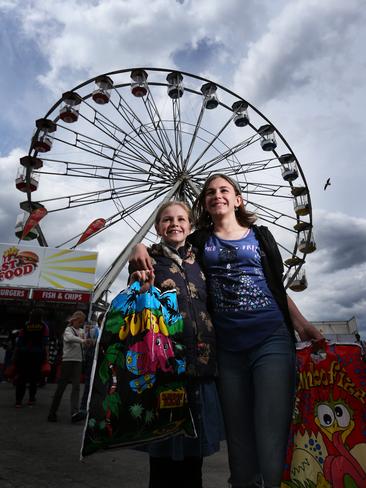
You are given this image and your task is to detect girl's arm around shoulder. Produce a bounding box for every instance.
[129,243,153,271]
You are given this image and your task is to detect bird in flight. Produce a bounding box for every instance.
[324,178,331,190]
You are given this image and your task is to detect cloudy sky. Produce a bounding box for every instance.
[0,0,365,337]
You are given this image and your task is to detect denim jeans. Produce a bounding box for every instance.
[217,323,296,488]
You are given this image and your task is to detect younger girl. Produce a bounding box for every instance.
[130,201,222,488]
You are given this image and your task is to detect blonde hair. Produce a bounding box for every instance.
[154,201,192,230]
[69,311,86,322]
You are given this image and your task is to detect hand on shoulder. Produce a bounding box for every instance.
[129,243,153,271]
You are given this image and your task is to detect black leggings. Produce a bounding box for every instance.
[149,455,203,488]
[15,352,43,403]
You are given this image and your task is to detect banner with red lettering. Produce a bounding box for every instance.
[32,290,91,303]
[0,287,30,299]
[81,281,194,457]
[281,342,366,488]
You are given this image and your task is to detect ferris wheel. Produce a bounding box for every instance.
[15,67,316,304]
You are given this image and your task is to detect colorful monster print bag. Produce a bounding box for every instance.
[81,281,195,457]
[281,341,366,488]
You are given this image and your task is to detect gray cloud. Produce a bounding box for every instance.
[291,211,366,337]
[312,211,366,272]
[233,0,366,105]
[172,37,227,73]
[5,0,280,94]
[291,266,366,337]
[0,12,53,149]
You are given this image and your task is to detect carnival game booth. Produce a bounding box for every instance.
[281,318,366,488]
[0,242,98,342]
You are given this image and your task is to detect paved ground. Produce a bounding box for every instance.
[0,381,229,488]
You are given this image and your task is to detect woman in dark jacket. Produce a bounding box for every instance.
[130,200,222,488]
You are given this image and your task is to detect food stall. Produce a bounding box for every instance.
[0,242,98,339]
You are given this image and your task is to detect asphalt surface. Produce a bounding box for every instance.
[0,381,229,488]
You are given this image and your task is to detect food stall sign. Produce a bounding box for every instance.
[0,244,98,291]
[0,286,30,299]
[32,289,91,303]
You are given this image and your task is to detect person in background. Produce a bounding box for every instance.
[47,310,91,423]
[78,313,104,418]
[14,309,49,407]
[130,174,323,488]
[355,332,366,360]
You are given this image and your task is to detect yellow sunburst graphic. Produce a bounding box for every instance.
[40,249,98,290]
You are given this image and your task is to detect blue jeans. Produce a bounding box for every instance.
[217,323,296,488]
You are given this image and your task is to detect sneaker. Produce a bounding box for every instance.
[15,403,22,408]
[47,412,57,422]
[28,399,36,406]
[71,411,86,423]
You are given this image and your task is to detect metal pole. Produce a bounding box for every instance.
[185,177,201,197]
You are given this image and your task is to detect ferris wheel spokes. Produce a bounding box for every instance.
[142,90,180,170]
[109,91,175,173]
[80,100,164,165]
[190,133,259,176]
[92,178,183,303]
[171,98,184,169]
[182,103,205,172]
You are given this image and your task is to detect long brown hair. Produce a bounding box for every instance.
[192,174,256,230]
